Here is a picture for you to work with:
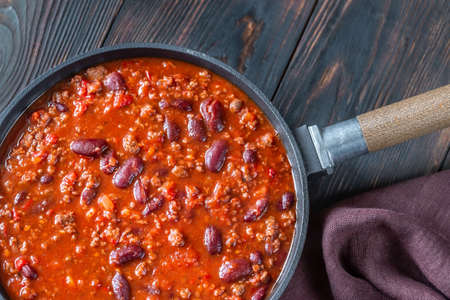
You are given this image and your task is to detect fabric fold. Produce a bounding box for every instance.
[283,170,450,300]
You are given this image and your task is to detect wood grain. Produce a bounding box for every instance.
[271,0,450,209]
[0,0,122,112]
[358,84,450,151]
[103,0,316,98]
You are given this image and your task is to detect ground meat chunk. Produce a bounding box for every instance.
[54,212,76,234]
[259,133,275,147]
[171,165,188,178]
[178,287,191,299]
[239,108,258,130]
[229,99,243,113]
[166,201,180,222]
[231,283,246,296]
[264,217,279,241]
[122,133,140,154]
[225,230,239,248]
[100,223,120,244]
[19,286,37,300]
[249,270,271,286]
[263,216,281,254]
[60,172,77,194]
[86,65,108,81]
[140,104,156,118]
[168,228,185,247]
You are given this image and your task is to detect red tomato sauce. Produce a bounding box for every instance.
[0,58,296,300]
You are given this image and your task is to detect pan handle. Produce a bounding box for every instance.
[295,84,450,175]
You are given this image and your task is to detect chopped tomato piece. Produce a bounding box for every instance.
[22,198,33,210]
[97,194,114,211]
[31,151,48,164]
[77,79,88,97]
[185,185,202,210]
[62,172,77,187]
[86,80,101,94]
[14,256,28,271]
[162,181,177,200]
[268,167,276,179]
[145,70,151,81]
[45,134,58,145]
[113,93,133,108]
[30,110,44,122]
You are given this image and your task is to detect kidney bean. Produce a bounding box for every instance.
[20,264,37,280]
[244,197,269,222]
[103,72,127,91]
[80,187,97,205]
[39,174,54,184]
[70,138,108,157]
[251,286,267,300]
[113,157,144,188]
[278,192,295,211]
[243,149,257,163]
[112,272,130,300]
[219,258,252,283]
[109,244,145,265]
[200,98,224,132]
[55,102,68,112]
[204,226,222,255]
[188,118,207,142]
[205,140,228,172]
[133,179,148,204]
[171,98,193,111]
[100,149,119,175]
[163,118,180,142]
[249,251,263,265]
[142,195,164,216]
[14,191,27,205]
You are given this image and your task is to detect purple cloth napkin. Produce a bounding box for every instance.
[283,170,450,300]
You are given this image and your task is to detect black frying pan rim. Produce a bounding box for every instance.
[0,43,309,300]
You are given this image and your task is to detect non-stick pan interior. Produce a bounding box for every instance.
[0,44,309,300]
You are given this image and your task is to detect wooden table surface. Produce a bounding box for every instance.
[0,0,449,299]
[1,0,449,209]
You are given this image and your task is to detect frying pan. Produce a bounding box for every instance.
[0,44,448,300]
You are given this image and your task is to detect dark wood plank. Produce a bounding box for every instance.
[271,0,450,209]
[104,0,316,97]
[0,0,122,111]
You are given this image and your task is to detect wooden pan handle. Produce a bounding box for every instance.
[356,85,450,152]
